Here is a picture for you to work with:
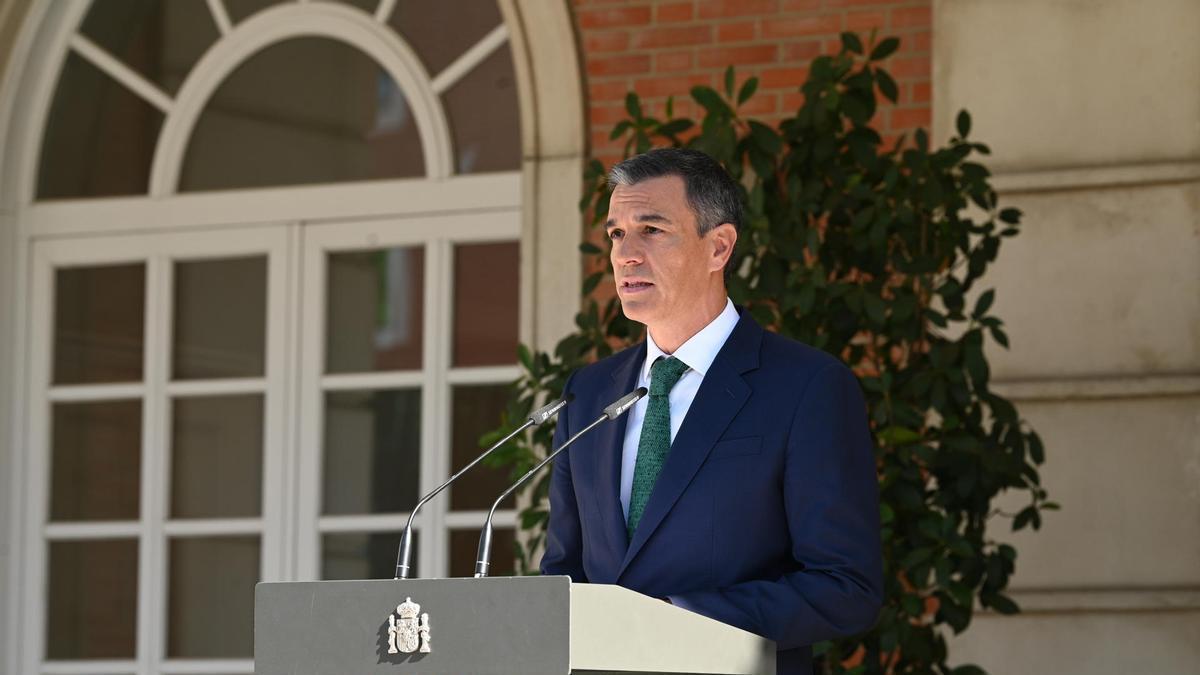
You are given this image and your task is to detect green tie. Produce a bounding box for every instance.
[627,356,690,538]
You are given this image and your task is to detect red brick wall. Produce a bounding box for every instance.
[574,0,932,167]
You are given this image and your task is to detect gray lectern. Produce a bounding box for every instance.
[255,576,776,674]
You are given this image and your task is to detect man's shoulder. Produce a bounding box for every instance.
[757,328,847,378]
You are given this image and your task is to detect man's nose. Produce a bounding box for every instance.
[612,236,643,267]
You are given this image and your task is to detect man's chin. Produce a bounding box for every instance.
[618,297,655,325]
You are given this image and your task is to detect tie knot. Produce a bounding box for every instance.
[649,356,689,396]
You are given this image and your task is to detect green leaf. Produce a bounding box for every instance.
[691,85,732,118]
[724,65,735,99]
[608,119,632,141]
[578,241,601,255]
[625,92,642,120]
[984,592,1020,615]
[841,31,864,55]
[737,76,759,106]
[876,68,899,103]
[870,37,900,61]
[956,109,971,138]
[973,289,995,318]
[657,119,694,137]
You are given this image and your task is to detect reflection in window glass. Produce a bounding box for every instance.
[38,52,164,199]
[46,539,138,659]
[323,531,411,580]
[54,263,145,385]
[173,256,267,380]
[443,46,521,174]
[79,0,218,96]
[180,38,425,192]
[323,389,421,515]
[449,528,515,577]
[387,0,503,78]
[327,247,424,374]
[453,242,518,367]
[167,536,259,657]
[51,400,141,522]
[450,384,514,511]
[171,395,264,518]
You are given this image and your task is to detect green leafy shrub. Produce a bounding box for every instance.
[483,32,1056,674]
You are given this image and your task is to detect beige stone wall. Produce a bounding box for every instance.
[933,1,1200,672]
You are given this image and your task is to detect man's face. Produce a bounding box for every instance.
[606,175,721,329]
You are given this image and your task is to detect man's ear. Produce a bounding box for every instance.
[708,223,737,273]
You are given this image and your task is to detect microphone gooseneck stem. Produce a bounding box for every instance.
[473,413,610,578]
[394,417,534,579]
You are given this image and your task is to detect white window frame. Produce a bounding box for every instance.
[24,226,292,675]
[0,2,590,674]
[297,210,522,582]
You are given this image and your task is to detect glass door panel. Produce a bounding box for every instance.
[321,388,421,515]
[172,256,267,379]
[170,395,264,519]
[50,399,142,521]
[326,247,424,373]
[53,263,145,384]
[45,539,140,659]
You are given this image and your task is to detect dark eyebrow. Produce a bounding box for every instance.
[605,212,672,230]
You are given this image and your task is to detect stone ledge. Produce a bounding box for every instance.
[992,160,1200,195]
[992,374,1200,402]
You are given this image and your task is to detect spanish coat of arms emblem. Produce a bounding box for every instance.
[387,597,431,654]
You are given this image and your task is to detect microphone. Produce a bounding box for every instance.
[472,387,648,578]
[393,394,573,579]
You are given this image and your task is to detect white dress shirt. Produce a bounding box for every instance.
[619,298,740,519]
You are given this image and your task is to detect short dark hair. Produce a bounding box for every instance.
[608,148,742,238]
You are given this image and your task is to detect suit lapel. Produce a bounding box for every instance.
[593,343,643,565]
[618,311,762,578]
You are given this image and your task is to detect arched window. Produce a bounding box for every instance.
[13,2,529,674]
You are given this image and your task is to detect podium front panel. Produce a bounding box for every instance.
[256,577,571,675]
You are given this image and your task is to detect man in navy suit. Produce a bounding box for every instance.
[541,148,883,674]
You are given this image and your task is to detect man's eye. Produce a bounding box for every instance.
[608,229,623,240]
[644,225,661,234]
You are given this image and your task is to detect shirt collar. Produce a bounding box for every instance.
[643,298,739,382]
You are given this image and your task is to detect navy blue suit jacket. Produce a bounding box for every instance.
[540,308,883,674]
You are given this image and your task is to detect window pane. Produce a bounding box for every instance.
[51,400,141,522]
[179,38,425,192]
[387,1,503,78]
[171,395,264,518]
[54,263,145,385]
[322,389,421,515]
[46,539,138,659]
[173,256,266,380]
[38,52,164,199]
[449,384,514,511]
[167,536,259,658]
[443,45,521,173]
[327,247,424,373]
[322,531,411,580]
[224,0,288,24]
[449,528,515,578]
[79,0,218,96]
[453,242,518,367]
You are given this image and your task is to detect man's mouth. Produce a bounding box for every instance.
[620,280,653,291]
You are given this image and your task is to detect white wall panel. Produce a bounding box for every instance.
[934,0,1200,172]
